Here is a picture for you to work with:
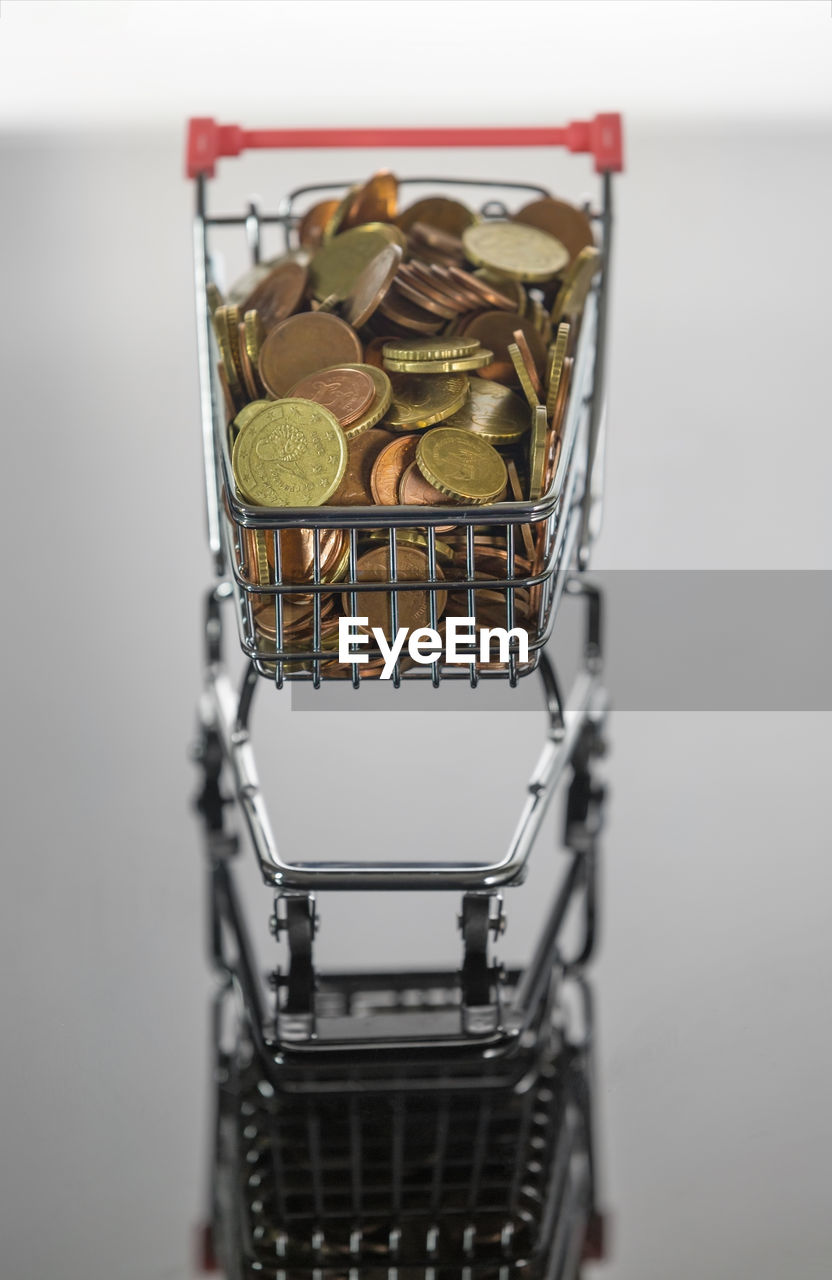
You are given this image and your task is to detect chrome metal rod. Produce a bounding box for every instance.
[205,658,607,890]
[193,174,224,575]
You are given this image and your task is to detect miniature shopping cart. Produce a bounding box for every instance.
[188,115,622,1279]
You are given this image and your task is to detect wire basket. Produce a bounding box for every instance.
[191,119,620,688]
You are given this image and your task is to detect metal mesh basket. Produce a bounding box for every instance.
[190,118,619,688]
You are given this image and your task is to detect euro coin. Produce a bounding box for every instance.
[416,427,507,504]
[513,196,595,266]
[441,378,529,444]
[462,311,545,384]
[382,336,481,363]
[545,322,571,419]
[288,366,375,427]
[383,351,493,374]
[232,399,348,507]
[528,403,549,502]
[462,221,569,283]
[508,343,541,410]
[258,312,362,398]
[343,171,399,226]
[369,433,421,505]
[396,196,478,237]
[328,427,395,505]
[343,243,402,329]
[297,198,340,251]
[241,258,307,332]
[322,362,393,440]
[384,371,468,430]
[551,246,602,322]
[343,545,447,635]
[309,226,398,301]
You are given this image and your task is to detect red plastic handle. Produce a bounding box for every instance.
[186,115,623,179]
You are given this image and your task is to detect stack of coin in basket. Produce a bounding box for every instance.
[210,171,601,670]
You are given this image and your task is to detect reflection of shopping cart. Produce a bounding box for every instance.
[188,117,621,1277]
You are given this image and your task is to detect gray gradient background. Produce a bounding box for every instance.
[2,6,832,1280]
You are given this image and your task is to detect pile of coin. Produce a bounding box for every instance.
[209,171,601,673]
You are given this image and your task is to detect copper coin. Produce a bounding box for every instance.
[287,366,375,427]
[369,433,420,504]
[391,274,458,320]
[363,335,399,370]
[297,199,340,251]
[429,264,489,312]
[399,461,457,533]
[328,426,395,505]
[343,243,402,329]
[512,328,543,398]
[409,221,465,260]
[542,356,574,494]
[445,264,516,310]
[377,289,444,334]
[242,526,347,582]
[463,311,546,383]
[396,196,478,237]
[258,312,363,398]
[241,259,308,332]
[513,196,595,266]
[342,544,447,634]
[237,321,260,401]
[343,171,399,226]
[253,593,340,643]
[403,262,471,315]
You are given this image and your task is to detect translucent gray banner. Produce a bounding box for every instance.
[289,572,832,712]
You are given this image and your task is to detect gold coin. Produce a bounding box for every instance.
[382,336,482,363]
[473,269,527,315]
[382,350,493,374]
[206,282,224,315]
[416,427,507,504]
[232,399,348,507]
[508,343,541,410]
[309,227,398,301]
[513,195,595,266]
[462,221,569,283]
[322,185,361,243]
[363,528,455,561]
[551,246,602,322]
[528,403,549,501]
[384,372,469,431]
[253,531,270,586]
[343,243,402,328]
[530,296,552,347]
[233,400,272,434]
[343,170,399,226]
[396,196,478,237]
[227,261,275,305]
[356,221,407,252]
[545,322,571,418]
[325,362,393,440]
[243,310,265,367]
[297,198,340,251]
[441,378,529,444]
[212,305,243,390]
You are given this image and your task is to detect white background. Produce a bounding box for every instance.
[0,0,830,128]
[1,4,831,1280]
